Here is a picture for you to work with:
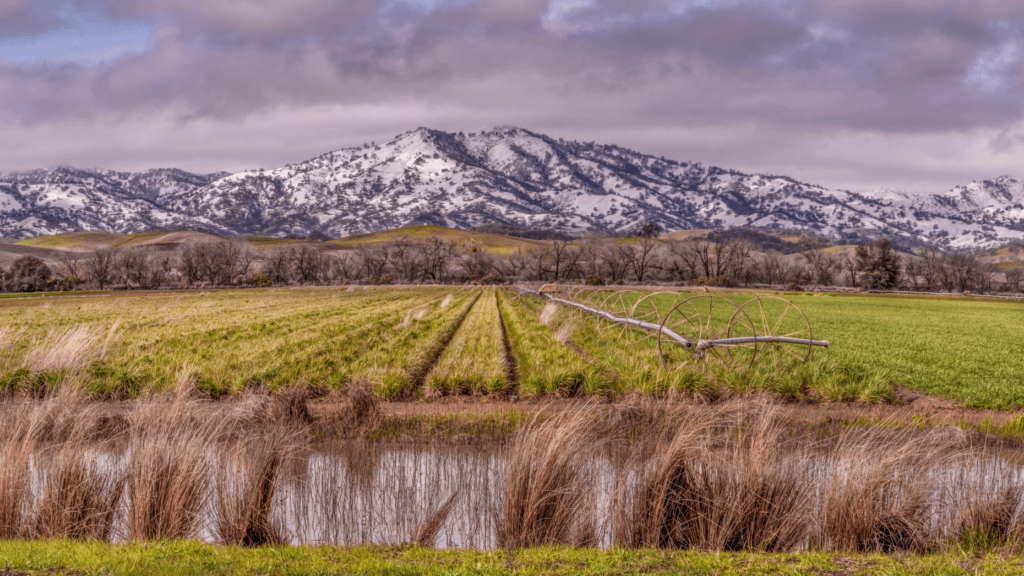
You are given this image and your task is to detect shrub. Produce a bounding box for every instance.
[585,275,606,286]
[250,273,272,288]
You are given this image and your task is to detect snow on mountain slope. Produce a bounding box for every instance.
[1,128,1023,249]
[0,168,230,238]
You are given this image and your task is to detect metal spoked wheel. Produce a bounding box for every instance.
[597,290,643,341]
[732,296,814,365]
[657,295,758,370]
[656,297,702,366]
[625,291,675,343]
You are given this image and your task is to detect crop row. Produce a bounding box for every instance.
[1,286,1019,406]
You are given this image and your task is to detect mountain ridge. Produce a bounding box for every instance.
[1,127,1022,249]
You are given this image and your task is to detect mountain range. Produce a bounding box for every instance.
[1,126,1022,249]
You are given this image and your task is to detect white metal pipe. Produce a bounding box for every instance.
[524,289,829,352]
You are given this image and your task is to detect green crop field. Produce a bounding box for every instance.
[526,288,1024,408]
[0,286,1021,408]
[793,292,1024,409]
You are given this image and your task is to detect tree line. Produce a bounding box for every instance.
[0,231,1017,294]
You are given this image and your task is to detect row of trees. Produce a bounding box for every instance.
[0,234,1015,294]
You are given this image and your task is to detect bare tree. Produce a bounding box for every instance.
[1006,267,1023,293]
[549,240,574,281]
[498,247,528,279]
[598,243,632,283]
[265,249,294,285]
[85,247,118,289]
[357,244,390,281]
[119,247,153,289]
[755,252,791,285]
[461,247,496,281]
[327,251,359,284]
[58,252,83,279]
[919,247,948,291]
[560,244,584,280]
[802,246,840,286]
[388,236,421,283]
[944,252,979,292]
[293,245,327,284]
[178,243,202,285]
[577,240,603,279]
[178,240,255,286]
[522,247,550,281]
[666,240,700,281]
[624,222,663,283]
[902,259,923,290]
[681,236,747,280]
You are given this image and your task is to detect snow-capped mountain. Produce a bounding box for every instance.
[0,167,231,239]
[1,127,1022,249]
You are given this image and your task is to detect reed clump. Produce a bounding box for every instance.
[944,454,1024,552]
[348,380,379,426]
[21,325,100,373]
[125,391,220,540]
[0,401,38,538]
[215,432,294,546]
[27,445,123,540]
[1,390,1023,554]
[617,401,810,552]
[496,403,605,549]
[811,425,952,553]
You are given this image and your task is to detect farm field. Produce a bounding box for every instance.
[0,285,1021,408]
[2,287,1024,567]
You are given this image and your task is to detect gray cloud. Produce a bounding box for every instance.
[1,0,1023,192]
[0,0,68,36]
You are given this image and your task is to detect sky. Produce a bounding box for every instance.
[0,0,1022,194]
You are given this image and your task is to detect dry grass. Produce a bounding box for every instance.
[125,394,218,540]
[538,302,559,326]
[944,454,1024,551]
[0,405,35,538]
[0,326,24,351]
[26,445,123,540]
[348,380,379,426]
[552,318,577,346]
[811,425,954,552]
[215,432,293,546]
[22,325,100,373]
[413,490,461,547]
[496,403,604,549]
[0,392,1023,553]
[618,400,809,552]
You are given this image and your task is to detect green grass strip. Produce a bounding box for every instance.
[350,289,480,399]
[1,540,1022,575]
[426,288,508,394]
[497,290,611,396]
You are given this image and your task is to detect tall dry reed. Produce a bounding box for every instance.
[214,431,294,546]
[413,490,460,547]
[496,404,605,549]
[26,444,123,540]
[124,388,219,540]
[0,400,36,538]
[617,400,810,552]
[810,425,955,552]
[943,452,1024,551]
[22,325,100,373]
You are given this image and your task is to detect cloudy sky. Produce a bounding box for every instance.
[1,0,1022,194]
